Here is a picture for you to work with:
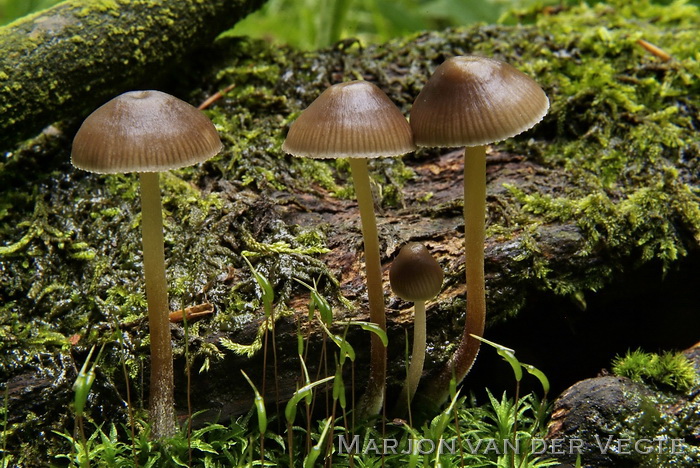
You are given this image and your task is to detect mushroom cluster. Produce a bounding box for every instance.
[70,53,547,432]
[72,90,222,438]
[282,56,548,415]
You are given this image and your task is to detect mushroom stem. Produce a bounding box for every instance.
[348,157,387,417]
[398,299,426,412]
[139,171,176,438]
[458,144,487,377]
[420,145,486,404]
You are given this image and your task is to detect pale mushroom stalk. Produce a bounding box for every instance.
[139,171,176,438]
[348,157,386,416]
[429,145,486,402]
[458,145,487,375]
[410,145,486,402]
[401,298,426,406]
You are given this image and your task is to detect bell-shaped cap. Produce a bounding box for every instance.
[390,242,444,303]
[410,56,549,148]
[282,80,416,159]
[71,90,223,174]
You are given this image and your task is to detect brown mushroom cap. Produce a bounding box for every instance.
[282,80,416,159]
[71,90,223,174]
[390,242,444,303]
[410,56,549,147]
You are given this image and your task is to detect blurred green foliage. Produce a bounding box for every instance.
[0,0,61,25]
[230,0,517,49]
[227,0,700,49]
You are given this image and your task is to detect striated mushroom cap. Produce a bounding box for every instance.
[410,56,549,148]
[390,242,444,303]
[282,80,416,159]
[71,90,222,174]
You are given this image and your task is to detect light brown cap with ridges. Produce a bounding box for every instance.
[71,90,223,174]
[282,80,416,159]
[410,56,549,147]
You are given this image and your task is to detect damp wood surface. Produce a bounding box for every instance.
[1,0,699,462]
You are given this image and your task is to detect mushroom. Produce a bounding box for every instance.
[282,80,415,416]
[71,90,222,438]
[389,242,443,413]
[409,56,549,404]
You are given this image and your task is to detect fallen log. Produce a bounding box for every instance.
[0,0,266,151]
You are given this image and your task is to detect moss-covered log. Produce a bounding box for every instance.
[0,0,266,152]
[1,0,700,463]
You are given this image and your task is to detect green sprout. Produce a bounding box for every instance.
[241,370,267,435]
[295,277,333,326]
[242,255,274,318]
[71,344,105,468]
[73,345,105,419]
[285,374,334,466]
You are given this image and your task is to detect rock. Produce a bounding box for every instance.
[545,344,700,467]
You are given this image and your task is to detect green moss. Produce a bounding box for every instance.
[612,349,698,393]
[292,158,343,193]
[93,0,119,12]
[506,163,698,266]
[240,228,330,258]
[466,0,699,312]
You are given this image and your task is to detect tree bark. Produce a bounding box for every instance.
[0,0,266,151]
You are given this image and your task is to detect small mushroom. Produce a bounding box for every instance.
[282,80,415,416]
[71,90,222,438]
[410,56,549,404]
[389,242,443,413]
